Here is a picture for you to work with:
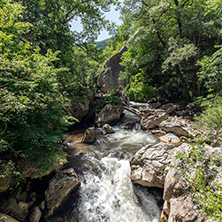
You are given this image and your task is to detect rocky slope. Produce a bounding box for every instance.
[129,102,221,222]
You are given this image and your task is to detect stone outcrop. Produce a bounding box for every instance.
[140,111,169,129]
[82,126,96,143]
[97,28,144,92]
[130,142,176,188]
[17,155,65,179]
[95,104,124,127]
[131,141,222,222]
[45,168,80,217]
[159,117,196,138]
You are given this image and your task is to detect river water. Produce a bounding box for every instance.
[62,109,161,222]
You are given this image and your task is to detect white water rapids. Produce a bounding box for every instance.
[63,109,161,222]
[77,155,160,222]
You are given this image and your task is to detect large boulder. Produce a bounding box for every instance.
[167,194,205,222]
[159,117,196,138]
[140,111,169,129]
[161,143,222,222]
[29,206,42,222]
[45,168,80,217]
[95,104,124,127]
[98,28,144,93]
[82,127,96,143]
[130,142,178,188]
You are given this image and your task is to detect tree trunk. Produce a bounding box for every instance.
[175,64,191,103]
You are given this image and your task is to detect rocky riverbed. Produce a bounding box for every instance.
[0,100,221,222]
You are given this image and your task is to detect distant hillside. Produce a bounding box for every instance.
[95,37,112,50]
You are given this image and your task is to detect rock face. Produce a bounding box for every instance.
[130,142,175,188]
[140,112,169,129]
[159,117,196,138]
[131,142,221,222]
[45,168,80,217]
[82,126,96,143]
[95,104,124,127]
[97,28,144,92]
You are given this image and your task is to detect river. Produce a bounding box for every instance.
[59,108,161,222]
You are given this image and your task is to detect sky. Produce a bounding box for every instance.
[70,4,122,42]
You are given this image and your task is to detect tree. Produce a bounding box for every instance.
[14,0,119,91]
[0,0,75,177]
[120,0,222,103]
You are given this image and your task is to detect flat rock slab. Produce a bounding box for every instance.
[159,117,196,137]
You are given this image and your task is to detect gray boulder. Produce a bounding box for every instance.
[159,133,182,147]
[167,194,205,222]
[130,142,177,188]
[159,117,196,137]
[1,198,17,214]
[67,88,94,122]
[95,104,124,127]
[98,28,144,92]
[45,168,80,217]
[102,124,115,134]
[140,112,169,130]
[82,127,96,143]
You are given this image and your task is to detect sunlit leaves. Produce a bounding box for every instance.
[0,0,73,159]
[197,45,222,96]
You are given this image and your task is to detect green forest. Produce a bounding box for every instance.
[0,0,222,220]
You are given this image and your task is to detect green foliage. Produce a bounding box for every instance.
[197,45,222,98]
[194,99,222,143]
[119,0,222,103]
[175,139,222,221]
[0,0,76,181]
[126,70,157,102]
[95,90,122,111]
[96,38,112,50]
